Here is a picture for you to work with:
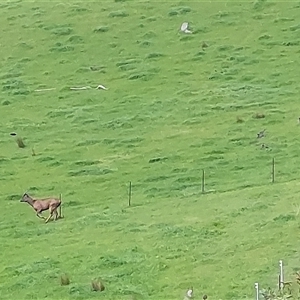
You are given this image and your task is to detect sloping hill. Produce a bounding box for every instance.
[0,1,300,299]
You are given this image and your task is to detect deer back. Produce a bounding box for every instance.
[33,197,60,211]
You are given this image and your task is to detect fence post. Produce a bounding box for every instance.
[202,170,205,193]
[279,260,284,291]
[254,282,259,300]
[59,193,63,219]
[128,181,132,206]
[272,158,275,183]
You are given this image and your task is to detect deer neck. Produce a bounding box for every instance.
[26,198,36,207]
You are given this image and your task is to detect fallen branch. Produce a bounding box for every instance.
[34,88,56,92]
[70,84,108,91]
[96,84,108,90]
[70,86,92,90]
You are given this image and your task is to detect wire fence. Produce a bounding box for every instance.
[127,156,300,206]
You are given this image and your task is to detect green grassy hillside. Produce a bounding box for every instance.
[0,0,300,299]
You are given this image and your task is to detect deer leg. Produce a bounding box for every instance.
[36,212,45,219]
[45,212,53,223]
[53,209,58,221]
[45,207,54,223]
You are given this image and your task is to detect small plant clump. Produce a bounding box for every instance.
[253,112,266,119]
[14,136,25,148]
[91,278,105,292]
[60,274,70,286]
[10,133,22,147]
[236,116,244,123]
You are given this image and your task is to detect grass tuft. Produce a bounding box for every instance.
[68,167,114,177]
[108,10,129,18]
[93,26,109,33]
[2,100,11,105]
[60,274,70,286]
[145,52,164,59]
[49,42,74,52]
[168,6,192,16]
[236,116,244,123]
[51,27,72,36]
[91,278,105,292]
[68,35,84,43]
[149,157,168,163]
[16,137,25,148]
[253,112,266,119]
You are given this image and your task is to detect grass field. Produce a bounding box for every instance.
[1,0,300,299]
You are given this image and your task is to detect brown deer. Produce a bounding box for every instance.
[20,193,62,223]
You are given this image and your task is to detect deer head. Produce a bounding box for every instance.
[20,192,31,202]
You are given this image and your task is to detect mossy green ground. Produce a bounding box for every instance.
[0,0,300,299]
